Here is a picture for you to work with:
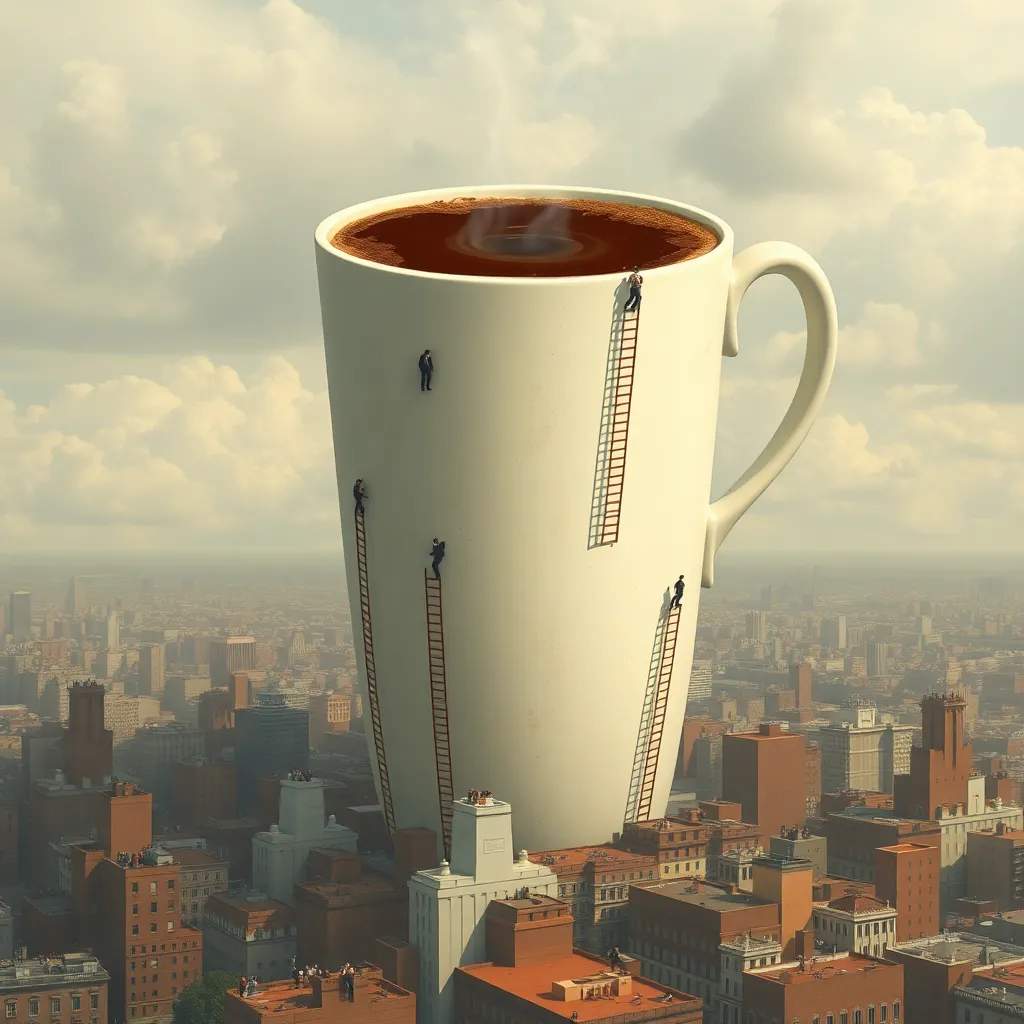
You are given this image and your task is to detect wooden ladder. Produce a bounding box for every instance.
[424,570,454,859]
[600,308,641,545]
[635,600,683,822]
[354,505,395,835]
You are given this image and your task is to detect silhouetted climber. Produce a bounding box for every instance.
[430,538,446,580]
[624,266,643,312]
[671,575,685,609]
[353,479,366,515]
[419,350,434,391]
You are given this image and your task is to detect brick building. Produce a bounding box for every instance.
[203,817,263,885]
[825,812,941,882]
[530,846,658,952]
[172,758,238,826]
[894,692,972,819]
[791,662,813,709]
[225,963,416,1024]
[677,718,726,780]
[69,782,205,1022]
[743,951,903,1024]
[457,897,702,1024]
[617,814,710,880]
[966,824,1024,910]
[0,952,108,1024]
[628,878,782,1012]
[874,842,940,941]
[722,724,807,839]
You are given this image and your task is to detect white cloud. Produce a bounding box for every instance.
[0,357,336,552]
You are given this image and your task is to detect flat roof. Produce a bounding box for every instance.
[227,970,411,1016]
[634,879,775,914]
[459,954,700,1020]
[748,952,896,985]
[890,932,1024,965]
[531,846,655,872]
[174,849,226,867]
[875,843,935,853]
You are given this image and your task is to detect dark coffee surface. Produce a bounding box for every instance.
[331,197,720,277]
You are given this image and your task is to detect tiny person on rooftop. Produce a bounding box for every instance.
[624,265,643,312]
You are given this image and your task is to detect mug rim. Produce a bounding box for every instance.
[314,184,733,284]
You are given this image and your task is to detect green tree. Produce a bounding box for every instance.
[172,971,236,1024]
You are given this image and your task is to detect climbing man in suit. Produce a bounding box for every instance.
[353,479,366,515]
[671,575,685,608]
[419,349,434,391]
[624,265,643,312]
[431,538,446,579]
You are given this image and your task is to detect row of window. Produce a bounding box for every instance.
[128,939,200,956]
[131,880,174,895]
[131,920,176,935]
[132,901,175,915]
[745,1004,901,1024]
[4,992,100,1017]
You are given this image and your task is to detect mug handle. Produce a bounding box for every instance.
[701,241,839,588]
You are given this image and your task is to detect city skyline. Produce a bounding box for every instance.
[1,0,1023,554]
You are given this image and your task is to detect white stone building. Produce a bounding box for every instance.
[252,778,358,904]
[818,705,914,794]
[812,893,898,958]
[718,934,783,1024]
[408,794,558,1024]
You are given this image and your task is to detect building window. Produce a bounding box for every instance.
[168,880,175,890]
[854,1012,862,1024]
[4,1003,15,1020]
[150,902,158,913]
[893,1002,900,1022]
[28,998,39,1015]
[167,921,174,932]
[91,993,99,1010]
[132,925,139,936]
[150,882,158,895]
[50,998,61,1013]
[132,882,139,894]
[168,901,175,912]
[868,1008,875,1024]
[72,995,81,1011]
[880,1007,887,1023]
[132,904,139,915]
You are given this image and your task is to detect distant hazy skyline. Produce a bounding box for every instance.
[1,1,1023,555]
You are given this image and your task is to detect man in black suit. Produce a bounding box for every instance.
[419,350,434,391]
[431,538,446,579]
[671,575,685,608]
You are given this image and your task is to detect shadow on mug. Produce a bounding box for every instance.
[587,277,633,549]
[623,588,679,824]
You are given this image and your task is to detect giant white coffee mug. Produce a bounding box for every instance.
[314,186,837,855]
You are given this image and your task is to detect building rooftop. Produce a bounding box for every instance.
[823,894,893,915]
[875,843,935,854]
[226,965,411,1017]
[889,931,1024,965]
[747,951,895,986]
[633,879,775,915]
[174,848,227,868]
[459,953,700,1021]
[958,966,1024,1012]
[531,846,656,872]
[0,953,109,993]
[295,870,403,905]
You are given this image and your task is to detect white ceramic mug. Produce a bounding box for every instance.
[315,185,837,855]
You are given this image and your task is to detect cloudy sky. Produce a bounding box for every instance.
[2,0,1023,557]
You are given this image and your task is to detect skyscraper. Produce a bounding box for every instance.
[64,576,86,617]
[9,591,31,639]
[867,643,888,678]
[821,615,847,651]
[234,704,309,815]
[139,644,165,696]
[105,612,119,652]
[746,610,768,643]
[209,636,257,689]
